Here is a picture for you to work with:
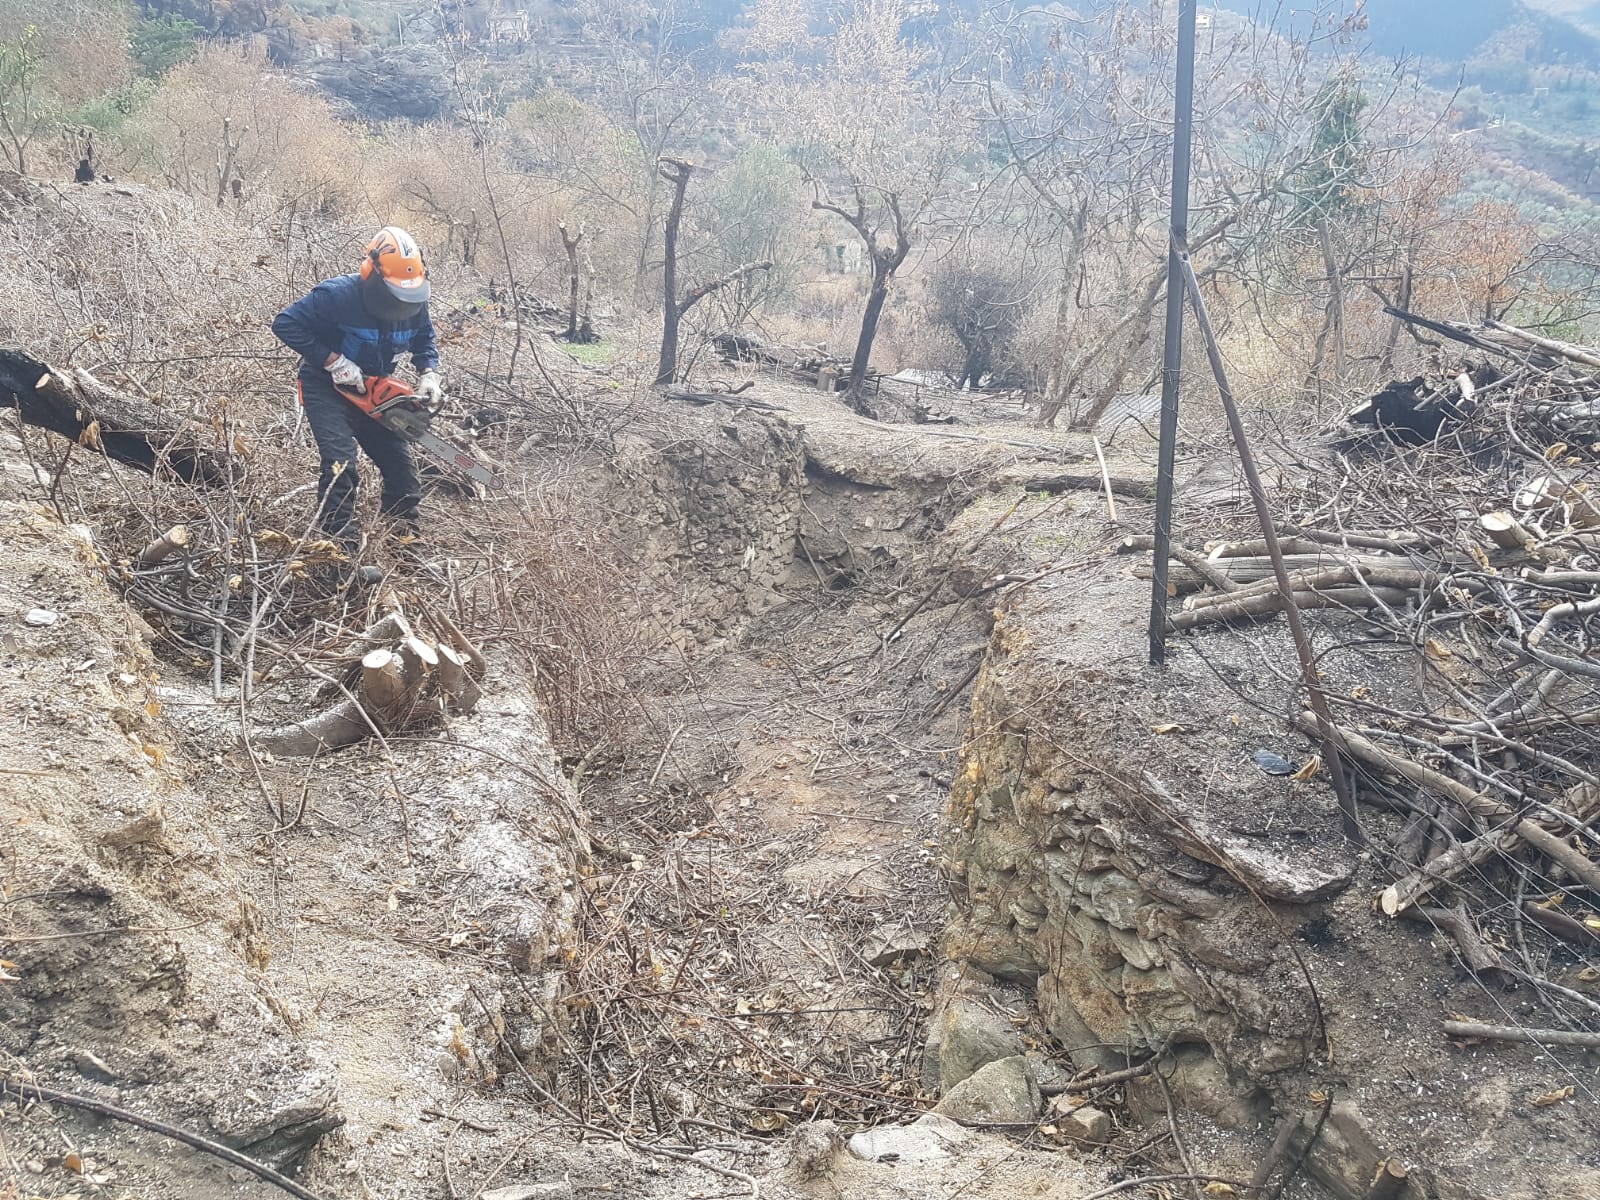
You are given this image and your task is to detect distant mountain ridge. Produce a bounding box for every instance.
[1214,0,1600,67]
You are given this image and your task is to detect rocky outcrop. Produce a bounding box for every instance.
[304,46,453,123]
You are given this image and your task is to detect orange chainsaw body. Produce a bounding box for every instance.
[331,375,496,488]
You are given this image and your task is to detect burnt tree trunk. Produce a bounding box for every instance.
[653,158,773,388]
[814,187,912,414]
[0,348,233,485]
[559,219,595,343]
[655,158,693,386]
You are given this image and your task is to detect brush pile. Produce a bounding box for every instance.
[1128,310,1600,1038]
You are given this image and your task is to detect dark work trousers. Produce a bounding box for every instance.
[298,373,421,539]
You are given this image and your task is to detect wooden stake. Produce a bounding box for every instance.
[1092,435,1119,524]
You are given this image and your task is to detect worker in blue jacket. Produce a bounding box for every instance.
[272,226,441,542]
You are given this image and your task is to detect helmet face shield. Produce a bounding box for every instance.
[361,270,425,320]
[384,275,430,305]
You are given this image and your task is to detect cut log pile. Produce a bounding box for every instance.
[250,601,487,757]
[1123,312,1600,1024]
[108,520,489,754]
[712,331,851,388]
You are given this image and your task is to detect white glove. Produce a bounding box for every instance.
[415,370,443,410]
[327,354,364,392]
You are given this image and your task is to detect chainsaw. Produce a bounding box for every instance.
[336,376,497,488]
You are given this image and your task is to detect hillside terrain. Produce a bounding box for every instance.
[2,2,1599,1199]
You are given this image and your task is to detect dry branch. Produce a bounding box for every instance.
[1442,1020,1600,1047]
[0,1078,328,1200]
[1291,717,1600,912]
[137,524,192,566]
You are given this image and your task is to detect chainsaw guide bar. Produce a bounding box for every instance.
[336,376,497,488]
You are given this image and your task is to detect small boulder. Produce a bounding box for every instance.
[788,1119,843,1180]
[933,1055,1042,1125]
[1059,1103,1111,1144]
[862,922,932,967]
[847,1112,968,1163]
[937,999,1024,1091]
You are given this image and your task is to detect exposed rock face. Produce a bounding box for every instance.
[944,598,1351,1104]
[618,408,807,649]
[304,46,452,123]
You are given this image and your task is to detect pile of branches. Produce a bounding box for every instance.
[1131,312,1600,1045]
[113,522,487,755]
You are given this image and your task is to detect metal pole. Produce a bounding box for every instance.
[1148,0,1198,666]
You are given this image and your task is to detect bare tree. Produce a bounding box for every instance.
[654,157,773,385]
[968,1,1424,426]
[812,183,910,401]
[735,0,970,415]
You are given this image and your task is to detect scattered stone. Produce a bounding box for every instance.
[1252,748,1296,775]
[862,922,932,967]
[847,1112,967,1163]
[1029,1054,1074,1094]
[24,609,57,626]
[478,1183,574,1200]
[933,1055,1042,1124]
[937,999,1024,1091]
[787,1119,843,1179]
[71,1048,118,1082]
[1059,1103,1111,1144]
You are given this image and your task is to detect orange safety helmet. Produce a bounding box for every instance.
[359,225,430,304]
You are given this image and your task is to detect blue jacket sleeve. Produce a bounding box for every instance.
[272,284,337,368]
[409,305,439,373]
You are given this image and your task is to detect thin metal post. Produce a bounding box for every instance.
[1148,0,1198,666]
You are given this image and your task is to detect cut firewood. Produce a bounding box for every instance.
[397,636,439,688]
[248,607,487,756]
[1170,585,1410,629]
[361,648,406,718]
[1516,474,1600,527]
[0,348,233,484]
[1205,536,1326,559]
[1183,565,1429,612]
[435,644,481,712]
[1479,511,1534,551]
[432,608,488,679]
[136,525,191,566]
[1292,717,1600,912]
[1364,1158,1410,1200]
